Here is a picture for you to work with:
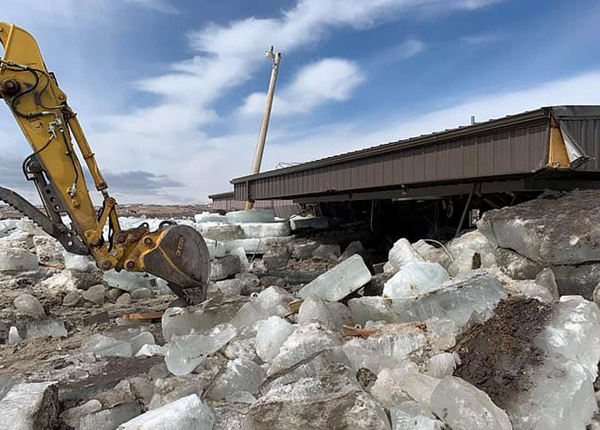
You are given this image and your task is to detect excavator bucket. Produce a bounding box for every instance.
[140,224,211,305]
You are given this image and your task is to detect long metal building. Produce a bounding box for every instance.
[231,106,600,203]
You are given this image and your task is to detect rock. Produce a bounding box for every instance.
[60,399,102,429]
[226,210,275,224]
[291,241,320,259]
[79,402,141,430]
[0,248,38,273]
[363,272,393,296]
[201,224,245,241]
[388,238,424,273]
[298,254,372,301]
[83,284,106,305]
[240,222,291,238]
[244,364,390,430]
[106,288,124,303]
[208,358,266,400]
[339,241,364,262]
[382,262,449,303]
[390,400,446,430]
[116,293,132,306]
[263,244,291,270]
[446,230,496,276]
[255,316,296,363]
[0,382,58,430]
[131,287,152,300]
[211,255,241,281]
[63,290,83,307]
[118,394,214,430]
[594,283,600,308]
[312,244,341,260]
[494,247,543,280]
[14,293,46,318]
[478,190,600,266]
[32,236,64,267]
[431,376,511,430]
[259,275,285,288]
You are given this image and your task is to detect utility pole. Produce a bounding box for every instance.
[245,46,281,211]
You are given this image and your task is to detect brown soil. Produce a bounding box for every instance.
[453,298,552,409]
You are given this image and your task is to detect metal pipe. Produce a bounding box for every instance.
[245,48,281,211]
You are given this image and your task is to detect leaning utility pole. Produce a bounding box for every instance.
[245,46,281,211]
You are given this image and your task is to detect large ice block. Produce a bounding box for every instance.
[382,262,449,302]
[255,316,296,362]
[391,401,446,430]
[446,230,496,276]
[240,222,290,238]
[226,210,275,224]
[26,319,67,339]
[298,254,372,301]
[0,381,58,430]
[194,212,227,223]
[230,286,294,329]
[104,270,153,293]
[348,296,400,326]
[165,324,237,376]
[0,248,38,273]
[387,238,425,273]
[207,358,265,399]
[371,362,440,410]
[297,296,352,330]
[117,394,214,430]
[395,270,507,331]
[431,376,511,430]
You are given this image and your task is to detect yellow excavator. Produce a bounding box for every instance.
[0,23,211,305]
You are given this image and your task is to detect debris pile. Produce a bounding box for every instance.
[0,197,599,430]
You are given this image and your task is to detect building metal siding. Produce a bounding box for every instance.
[232,107,600,202]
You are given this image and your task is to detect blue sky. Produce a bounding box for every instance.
[2,0,600,203]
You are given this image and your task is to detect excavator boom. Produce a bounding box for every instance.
[0,23,210,305]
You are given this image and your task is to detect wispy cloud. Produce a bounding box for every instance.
[240,58,365,116]
[460,31,509,46]
[125,0,179,14]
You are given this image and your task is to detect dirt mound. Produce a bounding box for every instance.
[453,298,552,409]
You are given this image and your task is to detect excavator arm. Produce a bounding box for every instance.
[0,23,210,305]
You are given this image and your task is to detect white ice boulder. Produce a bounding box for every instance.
[383,261,449,302]
[255,316,296,363]
[0,248,38,272]
[387,238,425,273]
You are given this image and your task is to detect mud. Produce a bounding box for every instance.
[453,298,552,409]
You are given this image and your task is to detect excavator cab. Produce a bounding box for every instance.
[0,23,210,305]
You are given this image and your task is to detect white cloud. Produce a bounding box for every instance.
[240,58,365,116]
[460,31,508,46]
[126,0,179,14]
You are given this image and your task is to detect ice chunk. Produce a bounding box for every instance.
[535,267,560,300]
[79,402,142,430]
[431,376,511,430]
[267,323,344,385]
[165,324,237,376]
[117,394,214,430]
[194,212,227,223]
[382,262,449,303]
[83,334,133,357]
[0,248,38,272]
[8,326,22,345]
[204,239,227,259]
[534,295,600,378]
[226,210,275,224]
[255,316,295,362]
[210,255,241,281]
[33,236,64,266]
[395,270,507,331]
[130,332,155,355]
[60,399,102,429]
[427,352,457,378]
[356,324,428,359]
[413,239,452,269]
[208,358,266,399]
[201,224,245,241]
[63,251,96,271]
[388,238,425,273]
[104,270,153,293]
[289,216,329,231]
[348,296,400,326]
[425,317,460,351]
[226,391,256,404]
[297,296,352,330]
[446,230,496,276]
[504,279,556,303]
[371,362,440,410]
[0,382,58,430]
[298,254,372,301]
[391,401,445,430]
[312,244,341,260]
[506,355,597,430]
[339,240,364,262]
[230,286,294,329]
[26,319,67,339]
[229,247,249,271]
[14,293,46,318]
[161,298,243,341]
[594,282,600,308]
[135,344,167,357]
[343,339,407,374]
[240,222,290,238]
